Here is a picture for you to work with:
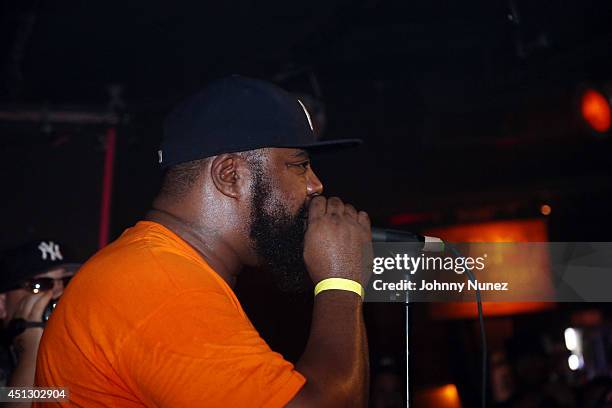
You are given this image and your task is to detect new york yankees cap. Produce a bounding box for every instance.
[0,240,81,293]
[158,75,361,168]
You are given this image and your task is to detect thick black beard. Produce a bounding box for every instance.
[249,169,311,293]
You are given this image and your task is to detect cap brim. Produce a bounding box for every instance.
[290,138,363,153]
[59,263,82,273]
[0,263,83,293]
[33,262,82,276]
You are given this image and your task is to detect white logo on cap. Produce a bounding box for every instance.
[38,241,63,261]
[297,99,314,131]
[158,150,163,164]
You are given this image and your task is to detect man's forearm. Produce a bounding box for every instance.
[289,291,369,407]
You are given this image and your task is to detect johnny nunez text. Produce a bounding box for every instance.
[372,279,509,292]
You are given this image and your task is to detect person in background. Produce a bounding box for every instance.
[0,240,80,396]
[500,334,576,408]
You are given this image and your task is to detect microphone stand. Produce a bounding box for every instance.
[406,296,411,408]
[372,230,485,407]
[371,229,443,408]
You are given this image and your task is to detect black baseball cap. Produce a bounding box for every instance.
[0,240,81,293]
[158,75,361,168]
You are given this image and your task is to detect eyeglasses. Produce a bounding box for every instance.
[17,276,73,294]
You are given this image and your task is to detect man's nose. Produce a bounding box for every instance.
[306,168,324,197]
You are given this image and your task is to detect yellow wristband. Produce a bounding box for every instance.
[314,278,364,298]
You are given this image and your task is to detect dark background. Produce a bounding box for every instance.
[2,0,612,406]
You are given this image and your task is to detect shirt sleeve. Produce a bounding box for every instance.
[114,289,305,408]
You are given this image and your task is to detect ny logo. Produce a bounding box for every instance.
[38,241,63,261]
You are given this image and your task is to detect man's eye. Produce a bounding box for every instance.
[288,161,310,173]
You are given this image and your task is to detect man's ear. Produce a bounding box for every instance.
[0,293,7,320]
[210,154,249,199]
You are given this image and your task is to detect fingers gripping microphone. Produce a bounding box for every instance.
[371,227,444,252]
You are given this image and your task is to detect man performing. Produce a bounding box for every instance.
[36,76,372,407]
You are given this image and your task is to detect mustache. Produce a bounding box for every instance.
[298,203,309,231]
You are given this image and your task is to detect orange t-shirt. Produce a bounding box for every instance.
[35,221,305,407]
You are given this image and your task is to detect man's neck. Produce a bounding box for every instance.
[145,208,242,288]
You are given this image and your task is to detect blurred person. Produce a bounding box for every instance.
[0,240,79,401]
[36,76,372,407]
[499,334,576,408]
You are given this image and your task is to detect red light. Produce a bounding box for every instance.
[581,89,611,133]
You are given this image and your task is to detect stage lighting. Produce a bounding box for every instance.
[426,219,555,319]
[580,88,611,135]
[568,354,583,371]
[564,328,579,351]
[414,384,461,408]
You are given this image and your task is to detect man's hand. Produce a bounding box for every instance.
[12,291,53,356]
[289,196,372,407]
[303,195,373,286]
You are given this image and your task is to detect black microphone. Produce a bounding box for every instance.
[371,227,444,252]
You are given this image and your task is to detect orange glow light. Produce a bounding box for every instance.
[581,89,611,133]
[540,204,551,216]
[426,219,556,319]
[441,384,460,403]
[415,384,462,408]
